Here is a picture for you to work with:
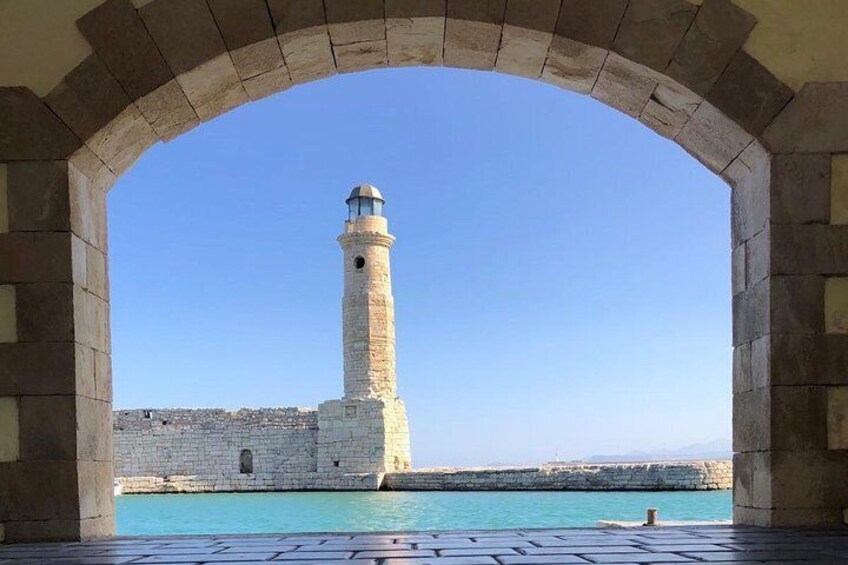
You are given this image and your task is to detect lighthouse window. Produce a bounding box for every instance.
[354,256,365,270]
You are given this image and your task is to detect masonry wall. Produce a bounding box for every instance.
[382,461,732,491]
[114,408,320,492]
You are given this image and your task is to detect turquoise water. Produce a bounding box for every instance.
[116,490,732,535]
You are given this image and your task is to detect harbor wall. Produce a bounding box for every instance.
[382,461,732,491]
[114,409,731,494]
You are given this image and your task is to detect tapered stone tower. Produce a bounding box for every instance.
[317,185,411,477]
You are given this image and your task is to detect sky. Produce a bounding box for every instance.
[110,67,731,467]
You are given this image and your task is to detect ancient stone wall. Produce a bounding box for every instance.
[382,461,732,491]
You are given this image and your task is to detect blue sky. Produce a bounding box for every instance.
[110,67,731,467]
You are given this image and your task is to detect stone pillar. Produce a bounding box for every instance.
[730,142,848,527]
[0,160,114,542]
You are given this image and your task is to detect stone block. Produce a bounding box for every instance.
[77,397,112,462]
[45,55,133,145]
[242,67,293,101]
[496,25,552,79]
[69,164,108,252]
[76,344,97,400]
[540,37,606,94]
[6,161,71,232]
[707,50,794,137]
[732,341,751,393]
[591,53,658,118]
[444,19,502,70]
[175,53,249,122]
[733,451,770,509]
[731,277,767,346]
[502,0,560,33]
[386,0,444,19]
[94,350,112,402]
[556,0,628,49]
[731,242,746,296]
[229,38,287,82]
[676,102,753,174]
[638,80,702,139]
[136,79,200,141]
[827,386,848,450]
[770,275,826,334]
[19,395,77,461]
[278,28,336,84]
[77,0,174,100]
[665,0,756,95]
[77,461,114,520]
[73,286,110,354]
[326,0,385,48]
[770,386,828,451]
[763,82,848,154]
[833,154,848,225]
[745,228,769,288]
[139,0,227,75]
[67,146,116,195]
[386,15,444,67]
[0,286,15,343]
[0,164,7,234]
[733,388,769,452]
[0,88,82,161]
[0,461,80,522]
[207,0,277,49]
[85,105,159,176]
[15,283,75,343]
[85,244,109,300]
[770,449,848,509]
[769,224,848,276]
[769,153,831,225]
[613,0,697,72]
[334,40,388,73]
[268,0,326,35]
[0,343,78,396]
[0,397,19,462]
[826,277,848,334]
[0,232,74,283]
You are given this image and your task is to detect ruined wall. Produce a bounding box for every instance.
[114,408,320,492]
[382,461,732,491]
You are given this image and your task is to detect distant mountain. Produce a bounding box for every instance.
[583,439,732,463]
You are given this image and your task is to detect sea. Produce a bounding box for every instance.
[117,490,732,535]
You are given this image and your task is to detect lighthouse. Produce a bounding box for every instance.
[316,185,411,477]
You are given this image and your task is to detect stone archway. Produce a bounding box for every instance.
[1,0,848,543]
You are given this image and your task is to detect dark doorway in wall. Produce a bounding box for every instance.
[239,449,254,474]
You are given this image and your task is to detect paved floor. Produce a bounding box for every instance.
[1,526,847,564]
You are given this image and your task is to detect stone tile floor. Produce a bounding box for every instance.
[1,526,848,564]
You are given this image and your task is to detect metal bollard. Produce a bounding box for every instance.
[644,508,658,526]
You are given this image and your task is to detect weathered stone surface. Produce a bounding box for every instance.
[444,19,502,70]
[771,275,826,334]
[613,0,697,72]
[726,141,768,245]
[77,461,114,521]
[832,154,848,225]
[136,79,200,141]
[763,82,848,154]
[0,286,13,344]
[77,397,112,462]
[707,51,794,136]
[229,38,287,82]
[591,53,658,118]
[69,146,117,194]
[496,26,552,79]
[386,16,444,67]
[541,37,606,94]
[769,224,848,276]
[767,153,831,225]
[769,449,848,509]
[68,163,107,253]
[504,0,560,33]
[639,80,702,139]
[825,277,848,334]
[0,343,77,396]
[19,396,76,460]
[733,387,769,452]
[73,286,110,354]
[334,40,388,73]
[268,0,326,35]
[0,397,19,462]
[666,0,756,95]
[386,0,444,19]
[732,341,752,393]
[765,333,848,387]
[6,161,71,232]
[139,0,227,75]
[15,283,75,343]
[242,66,292,101]
[556,0,628,49]
[85,105,159,176]
[770,386,828,451]
[174,54,248,122]
[76,0,174,100]
[0,461,81,521]
[278,28,336,83]
[827,386,848,449]
[732,242,746,296]
[676,102,753,173]
[0,232,73,283]
[0,88,81,161]
[45,55,132,143]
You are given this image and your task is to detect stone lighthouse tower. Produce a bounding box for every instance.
[316,185,411,478]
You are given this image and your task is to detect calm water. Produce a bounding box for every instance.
[117,490,732,535]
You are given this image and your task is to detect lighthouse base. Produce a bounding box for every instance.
[317,398,411,475]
